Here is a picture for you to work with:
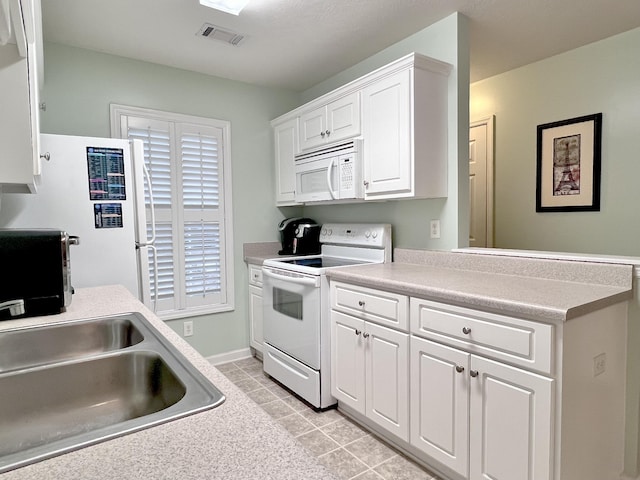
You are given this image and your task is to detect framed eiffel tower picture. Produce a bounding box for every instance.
[536,113,602,212]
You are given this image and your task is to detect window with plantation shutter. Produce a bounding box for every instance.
[110,105,234,319]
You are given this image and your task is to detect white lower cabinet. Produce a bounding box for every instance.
[331,280,627,480]
[331,310,409,441]
[410,336,470,477]
[247,263,263,355]
[410,336,553,480]
[468,355,553,480]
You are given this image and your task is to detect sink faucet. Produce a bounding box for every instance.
[0,299,25,317]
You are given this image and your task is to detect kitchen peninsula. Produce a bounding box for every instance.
[326,248,633,480]
[0,285,336,480]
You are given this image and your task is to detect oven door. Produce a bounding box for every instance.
[262,266,321,369]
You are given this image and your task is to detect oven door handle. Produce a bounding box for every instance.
[263,268,320,287]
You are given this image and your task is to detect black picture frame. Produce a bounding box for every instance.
[536,113,602,212]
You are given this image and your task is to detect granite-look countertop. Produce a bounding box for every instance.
[327,253,634,323]
[0,285,336,480]
[243,241,281,265]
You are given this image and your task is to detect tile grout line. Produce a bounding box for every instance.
[223,359,439,480]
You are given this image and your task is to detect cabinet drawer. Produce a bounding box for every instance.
[248,264,263,286]
[331,281,408,330]
[410,298,553,374]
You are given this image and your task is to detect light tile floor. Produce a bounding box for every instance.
[217,356,442,480]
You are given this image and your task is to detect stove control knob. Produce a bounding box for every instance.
[327,229,333,236]
[372,230,378,238]
[365,230,371,238]
[321,228,327,236]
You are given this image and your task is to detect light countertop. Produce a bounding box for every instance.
[243,242,281,265]
[0,285,336,480]
[327,251,634,322]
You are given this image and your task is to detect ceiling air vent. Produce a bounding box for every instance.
[197,23,245,46]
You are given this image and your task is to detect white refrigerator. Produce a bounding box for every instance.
[0,133,155,307]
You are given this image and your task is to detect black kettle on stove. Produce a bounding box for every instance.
[278,218,321,255]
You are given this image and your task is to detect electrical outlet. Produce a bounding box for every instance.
[183,320,194,337]
[430,220,441,239]
[593,353,606,376]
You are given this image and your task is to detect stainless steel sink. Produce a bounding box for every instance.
[0,316,144,373]
[0,312,225,474]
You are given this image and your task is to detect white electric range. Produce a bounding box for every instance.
[262,223,391,409]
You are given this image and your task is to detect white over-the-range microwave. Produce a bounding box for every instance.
[294,139,363,203]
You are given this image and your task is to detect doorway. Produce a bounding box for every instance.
[469,116,494,247]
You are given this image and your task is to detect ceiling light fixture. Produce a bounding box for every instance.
[199,0,250,15]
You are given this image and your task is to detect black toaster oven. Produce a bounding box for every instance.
[0,229,78,319]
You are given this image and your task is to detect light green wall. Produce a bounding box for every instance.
[302,13,470,251]
[470,27,640,477]
[471,27,640,256]
[40,42,300,357]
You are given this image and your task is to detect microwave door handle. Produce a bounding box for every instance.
[326,158,338,199]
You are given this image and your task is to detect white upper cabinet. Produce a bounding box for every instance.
[0,0,43,194]
[299,92,361,151]
[272,117,300,206]
[362,56,451,200]
[271,53,452,205]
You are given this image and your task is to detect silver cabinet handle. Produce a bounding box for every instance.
[320,131,325,137]
[354,329,361,336]
[358,300,365,307]
[455,365,465,373]
[469,370,479,378]
[40,152,51,162]
[325,130,330,136]
[363,332,370,338]
[363,180,369,187]
[462,327,471,335]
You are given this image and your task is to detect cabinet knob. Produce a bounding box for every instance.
[354,329,361,336]
[320,131,326,137]
[363,181,369,188]
[363,332,370,338]
[455,365,465,373]
[358,300,365,307]
[40,152,51,162]
[462,327,471,335]
[325,130,331,136]
[469,370,479,378]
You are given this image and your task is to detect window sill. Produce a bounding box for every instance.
[156,303,235,321]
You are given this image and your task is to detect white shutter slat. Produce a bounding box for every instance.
[181,131,220,208]
[128,126,173,207]
[184,222,221,296]
[148,223,175,300]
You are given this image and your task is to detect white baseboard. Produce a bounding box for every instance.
[206,347,253,366]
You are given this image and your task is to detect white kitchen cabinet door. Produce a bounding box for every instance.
[0,0,42,193]
[469,355,553,480]
[299,92,361,151]
[361,68,412,198]
[331,311,366,414]
[299,106,327,151]
[365,320,409,441]
[410,336,470,478]
[273,117,299,205]
[248,284,263,352]
[325,92,360,143]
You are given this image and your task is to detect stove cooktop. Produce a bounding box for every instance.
[277,256,367,268]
